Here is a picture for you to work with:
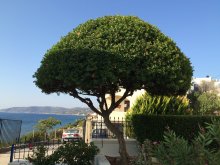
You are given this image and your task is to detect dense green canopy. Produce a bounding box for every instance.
[34,16,192,97]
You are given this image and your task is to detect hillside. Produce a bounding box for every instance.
[0,106,92,115]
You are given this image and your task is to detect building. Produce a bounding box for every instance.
[192,76,220,95]
[84,89,146,143]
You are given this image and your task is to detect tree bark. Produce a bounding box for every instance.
[103,115,130,165]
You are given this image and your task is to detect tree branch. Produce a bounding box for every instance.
[69,90,102,116]
[102,94,108,111]
[110,89,116,105]
[97,97,105,113]
[108,89,134,114]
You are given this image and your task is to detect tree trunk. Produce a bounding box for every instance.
[103,116,130,165]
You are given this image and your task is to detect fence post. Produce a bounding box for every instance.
[10,144,14,162]
[33,129,35,140]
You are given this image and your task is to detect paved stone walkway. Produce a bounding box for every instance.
[1,153,10,165]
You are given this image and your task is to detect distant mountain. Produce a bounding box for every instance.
[0,106,92,115]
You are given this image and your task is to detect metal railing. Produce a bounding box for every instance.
[12,139,62,162]
[91,117,134,139]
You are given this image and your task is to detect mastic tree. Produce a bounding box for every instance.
[34,16,193,164]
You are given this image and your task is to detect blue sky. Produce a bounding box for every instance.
[0,0,220,109]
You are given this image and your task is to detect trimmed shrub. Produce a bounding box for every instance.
[131,115,220,143]
[54,141,99,165]
[28,141,99,165]
[28,145,55,165]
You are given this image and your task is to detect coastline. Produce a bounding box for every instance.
[0,106,92,117]
[0,111,86,116]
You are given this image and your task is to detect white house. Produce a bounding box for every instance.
[192,76,220,95]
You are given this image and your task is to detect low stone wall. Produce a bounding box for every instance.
[92,138,139,157]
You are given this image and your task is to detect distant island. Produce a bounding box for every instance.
[0,106,92,116]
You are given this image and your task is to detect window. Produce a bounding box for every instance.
[124,100,130,112]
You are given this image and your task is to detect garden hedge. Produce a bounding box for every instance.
[131,115,220,143]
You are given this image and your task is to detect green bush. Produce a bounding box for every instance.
[55,141,99,165]
[159,120,220,164]
[20,131,45,143]
[28,141,99,165]
[131,115,220,143]
[28,145,57,165]
[133,119,220,165]
[127,93,190,116]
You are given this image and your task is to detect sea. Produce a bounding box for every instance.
[0,112,85,136]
